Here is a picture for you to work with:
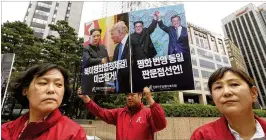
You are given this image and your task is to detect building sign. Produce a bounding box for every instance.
[236,7,248,17]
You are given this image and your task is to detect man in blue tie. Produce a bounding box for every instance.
[110,21,130,93]
[156,12,189,55]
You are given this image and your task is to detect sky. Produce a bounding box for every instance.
[1,1,265,38]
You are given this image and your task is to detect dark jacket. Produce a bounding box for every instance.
[130,19,158,61]
[158,20,189,55]
[1,109,86,140]
[112,38,130,93]
[82,44,109,68]
[85,100,167,140]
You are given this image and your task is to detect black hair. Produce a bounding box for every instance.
[170,15,181,22]
[11,63,71,107]
[90,28,102,35]
[134,21,144,26]
[208,67,255,94]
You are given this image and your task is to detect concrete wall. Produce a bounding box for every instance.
[80,117,266,140]
[78,117,218,140]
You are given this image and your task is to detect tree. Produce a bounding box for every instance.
[44,20,83,117]
[1,20,84,120]
[1,21,43,71]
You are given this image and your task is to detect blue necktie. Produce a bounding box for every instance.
[116,43,123,92]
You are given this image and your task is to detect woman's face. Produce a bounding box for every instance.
[23,69,65,114]
[211,71,258,115]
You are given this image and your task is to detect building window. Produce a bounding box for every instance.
[199,59,215,70]
[36,5,50,12]
[214,54,221,62]
[217,39,225,55]
[201,70,212,79]
[188,30,192,44]
[210,37,218,52]
[222,56,229,64]
[193,68,199,77]
[32,18,47,24]
[200,38,204,48]
[197,49,213,60]
[194,80,201,90]
[35,10,49,16]
[33,13,48,21]
[32,27,44,33]
[204,82,208,91]
[192,57,197,66]
[56,2,59,7]
[196,36,200,46]
[217,64,223,69]
[204,39,210,50]
[190,47,195,55]
[65,17,69,21]
[37,2,51,9]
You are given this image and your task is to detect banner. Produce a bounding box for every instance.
[82,4,194,95]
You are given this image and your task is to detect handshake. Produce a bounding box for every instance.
[153,11,161,20]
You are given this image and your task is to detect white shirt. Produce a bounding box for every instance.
[228,120,265,140]
[120,34,128,53]
[176,26,182,40]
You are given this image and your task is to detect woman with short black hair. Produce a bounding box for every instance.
[191,67,266,140]
[1,63,86,140]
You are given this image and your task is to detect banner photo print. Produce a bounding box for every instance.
[82,4,194,95]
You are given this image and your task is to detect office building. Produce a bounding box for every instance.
[222,3,266,107]
[24,1,83,38]
[224,39,247,72]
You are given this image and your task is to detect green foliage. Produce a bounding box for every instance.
[100,94,126,109]
[1,21,41,71]
[161,104,221,117]
[1,20,84,119]
[253,109,266,117]
[161,104,266,117]
[153,91,179,104]
[44,20,83,73]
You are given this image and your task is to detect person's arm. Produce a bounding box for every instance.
[84,100,119,125]
[158,20,169,33]
[155,11,169,33]
[83,48,103,67]
[144,87,167,132]
[78,88,119,125]
[147,15,158,34]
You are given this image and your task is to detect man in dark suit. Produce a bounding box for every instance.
[130,13,158,61]
[82,28,110,95]
[156,12,189,55]
[110,21,130,93]
[83,28,109,68]
[130,13,159,93]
